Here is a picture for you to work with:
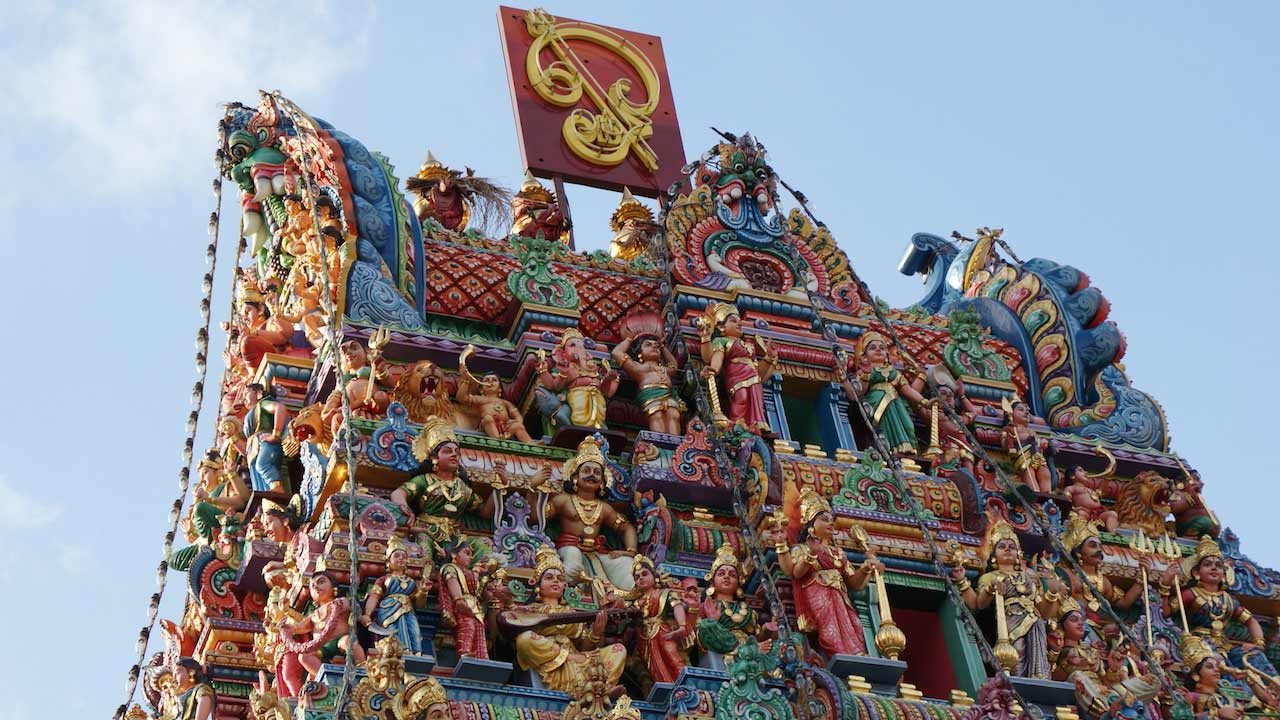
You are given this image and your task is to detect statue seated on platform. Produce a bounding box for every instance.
[545,437,638,592]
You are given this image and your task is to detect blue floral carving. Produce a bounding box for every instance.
[368,402,419,473]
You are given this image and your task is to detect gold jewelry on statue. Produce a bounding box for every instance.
[799,488,831,526]
[533,546,565,580]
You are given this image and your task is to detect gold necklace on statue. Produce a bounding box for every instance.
[571,495,604,537]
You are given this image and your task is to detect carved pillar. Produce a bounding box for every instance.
[762,373,791,440]
[817,383,857,453]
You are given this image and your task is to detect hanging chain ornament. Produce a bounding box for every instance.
[268,91,365,718]
[112,120,233,720]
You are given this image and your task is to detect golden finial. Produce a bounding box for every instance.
[609,187,654,232]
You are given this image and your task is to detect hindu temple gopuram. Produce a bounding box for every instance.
[115,7,1280,720]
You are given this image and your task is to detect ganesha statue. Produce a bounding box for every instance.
[534,328,619,432]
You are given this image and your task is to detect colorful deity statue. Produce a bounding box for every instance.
[698,302,777,435]
[1159,536,1280,697]
[360,536,431,655]
[277,572,366,698]
[234,283,292,373]
[953,518,1064,679]
[393,359,456,425]
[1001,397,1052,493]
[921,367,979,474]
[390,416,497,562]
[242,382,291,493]
[1171,469,1220,540]
[323,337,394,436]
[545,437,638,591]
[628,555,692,684]
[777,488,880,658]
[697,543,774,670]
[406,150,510,233]
[608,187,657,262]
[843,331,926,455]
[535,328,619,431]
[511,547,627,694]
[1180,636,1250,720]
[611,326,684,435]
[1064,450,1121,533]
[184,451,250,544]
[457,346,533,442]
[1051,600,1160,718]
[438,538,498,661]
[510,171,569,242]
[1059,512,1145,636]
[163,658,215,720]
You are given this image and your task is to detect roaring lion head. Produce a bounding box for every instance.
[1114,470,1173,536]
[394,360,454,423]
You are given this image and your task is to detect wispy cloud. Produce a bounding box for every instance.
[0,475,63,531]
[0,1,373,198]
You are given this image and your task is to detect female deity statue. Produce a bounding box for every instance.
[841,331,926,455]
[1052,601,1159,718]
[277,572,365,698]
[242,382,291,493]
[697,543,775,670]
[776,488,881,658]
[536,327,619,430]
[510,547,627,694]
[1181,637,1247,720]
[360,536,431,655]
[1159,536,1280,700]
[612,330,685,435]
[629,555,692,684]
[698,302,777,435]
[439,538,497,660]
[184,451,250,544]
[952,518,1064,679]
[1000,398,1052,493]
[167,658,215,720]
[390,416,498,562]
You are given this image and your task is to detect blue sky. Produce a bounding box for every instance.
[1,2,1277,717]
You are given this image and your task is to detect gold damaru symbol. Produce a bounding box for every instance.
[523,8,661,172]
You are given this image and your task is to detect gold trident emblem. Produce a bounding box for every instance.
[522,8,661,172]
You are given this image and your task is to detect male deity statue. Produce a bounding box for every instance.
[545,436,638,591]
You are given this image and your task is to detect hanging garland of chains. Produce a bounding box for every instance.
[111,124,233,720]
[268,92,366,718]
[768,159,1193,710]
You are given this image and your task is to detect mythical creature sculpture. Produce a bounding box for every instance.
[953,518,1064,678]
[611,313,684,435]
[406,150,509,233]
[247,673,290,720]
[943,307,1012,381]
[1110,470,1175,537]
[510,171,569,242]
[535,328,619,431]
[777,488,880,658]
[507,547,627,694]
[359,536,431,655]
[698,302,776,435]
[545,437,638,591]
[393,360,455,425]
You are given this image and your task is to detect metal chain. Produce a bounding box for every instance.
[267,92,365,719]
[112,132,230,720]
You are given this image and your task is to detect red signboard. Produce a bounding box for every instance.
[497,6,686,197]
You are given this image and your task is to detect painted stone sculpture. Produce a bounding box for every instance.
[536,327,619,431]
[545,437,638,591]
[359,536,430,655]
[699,302,776,435]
